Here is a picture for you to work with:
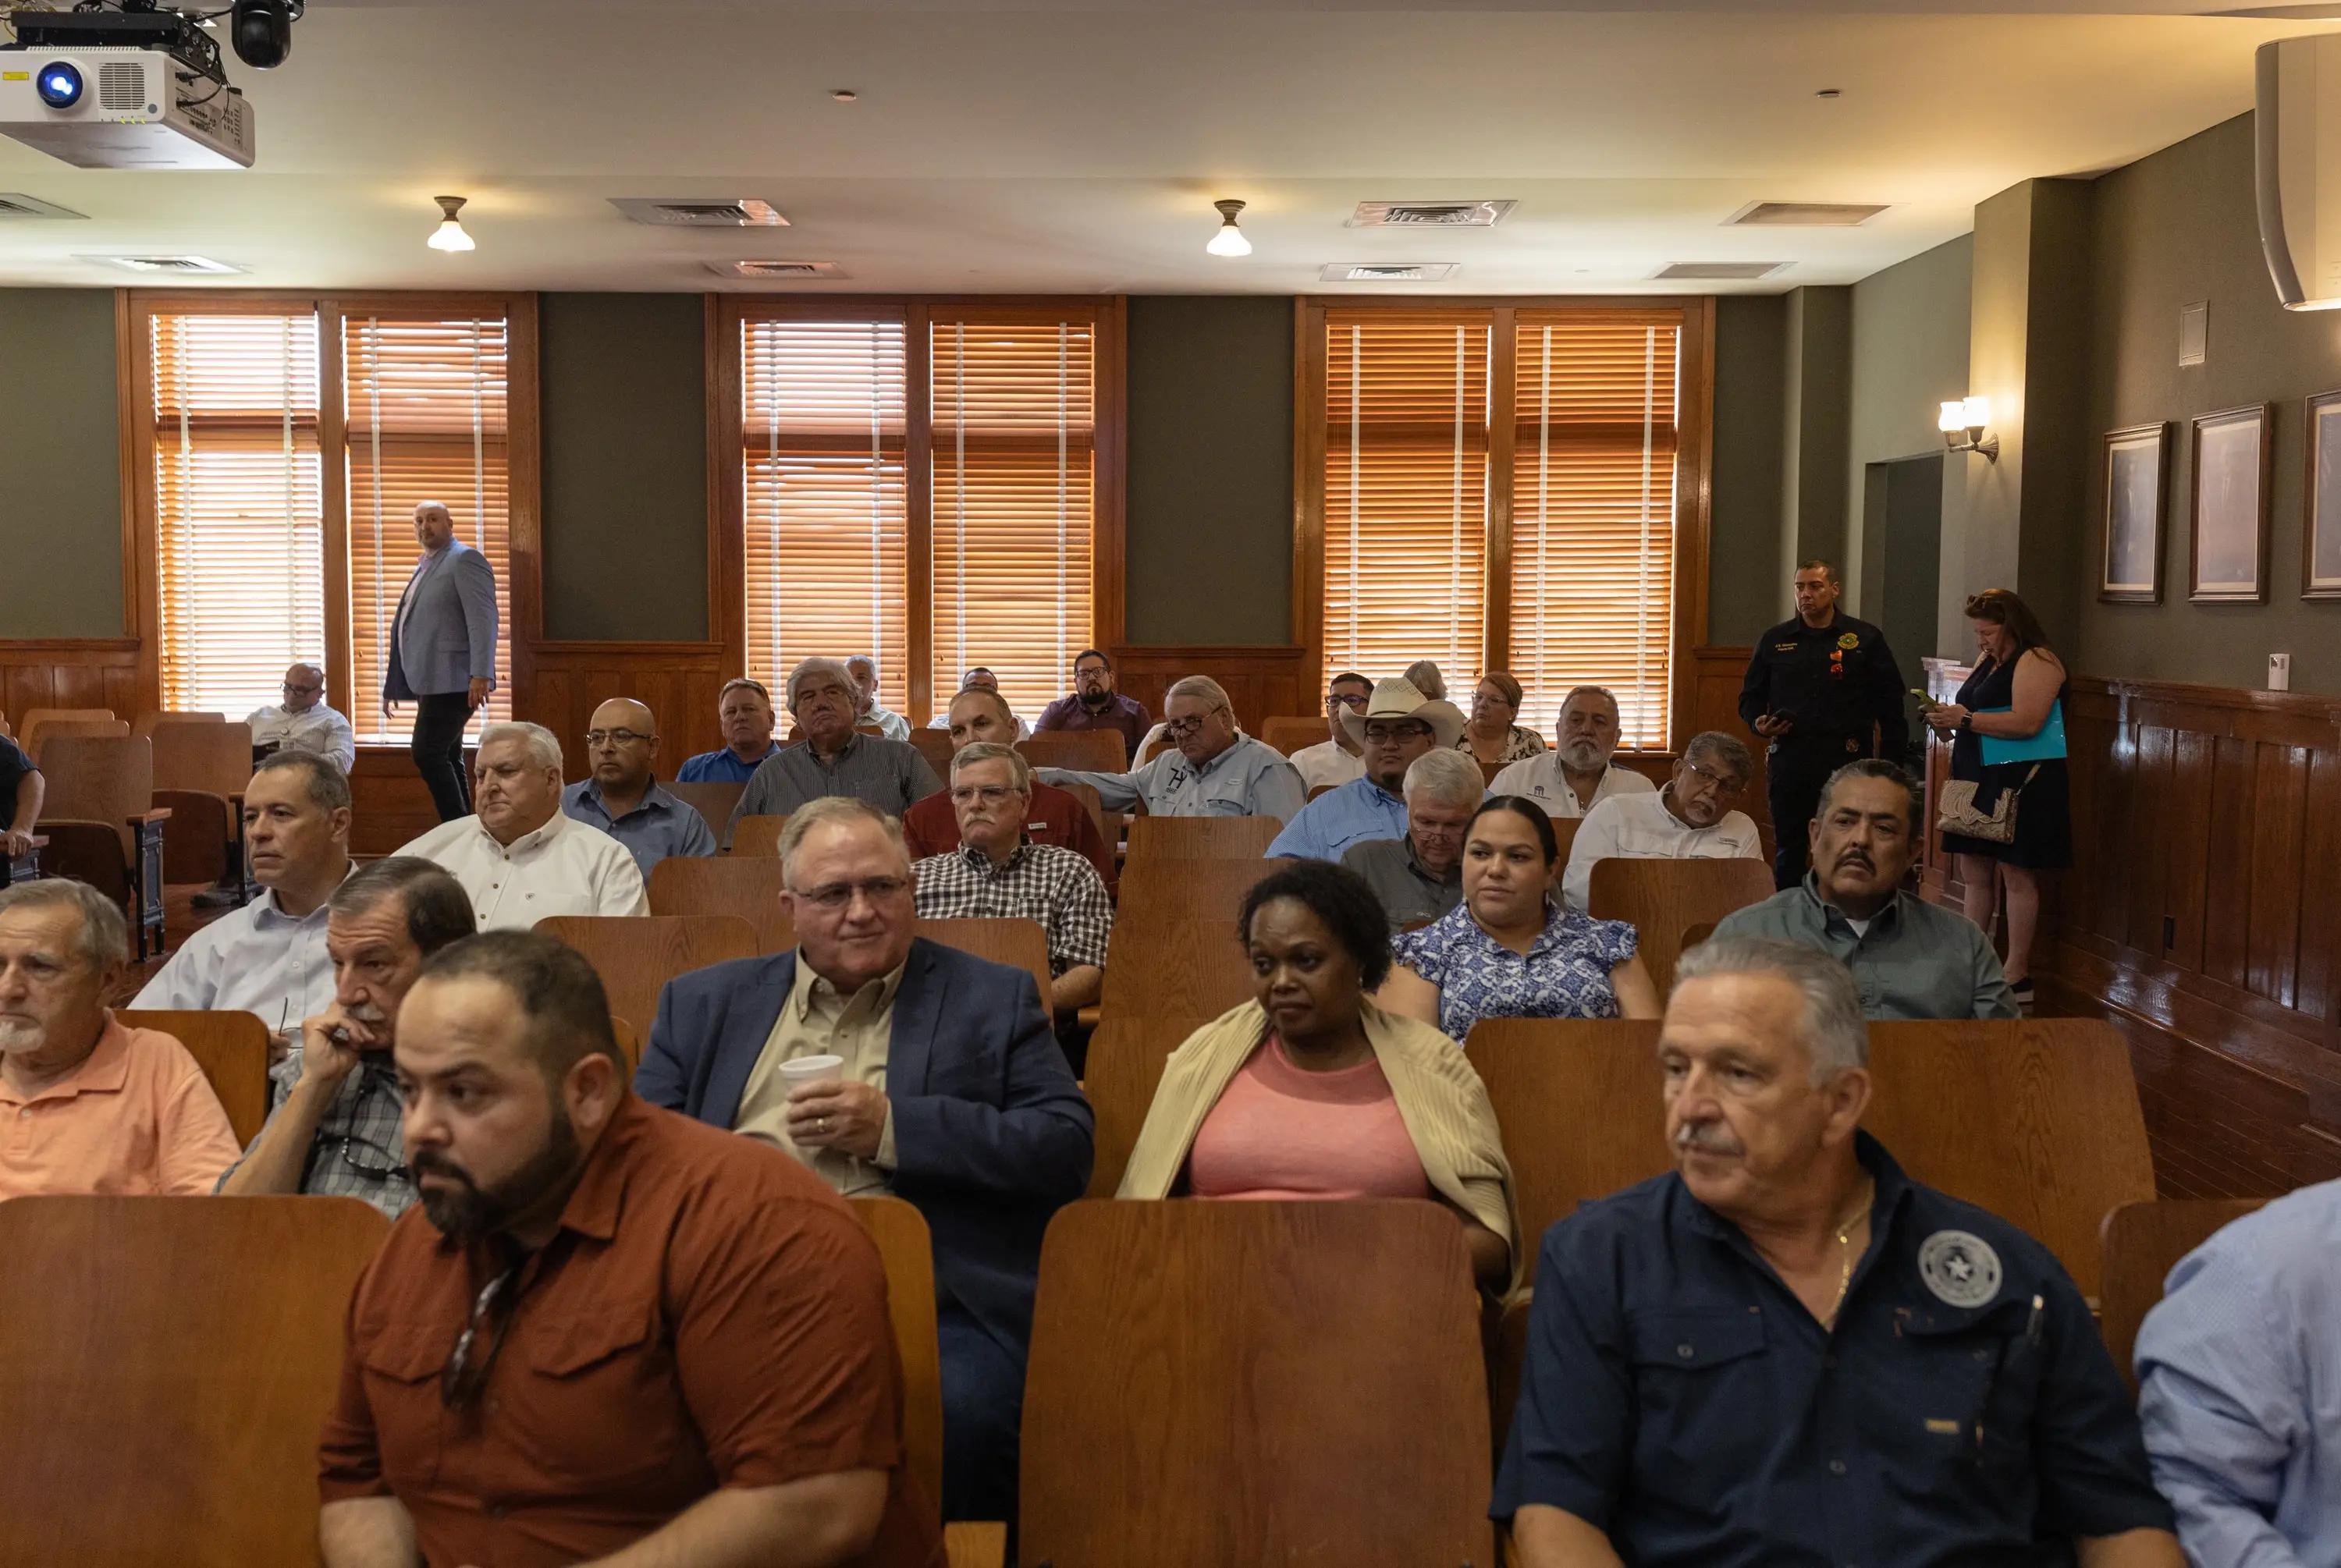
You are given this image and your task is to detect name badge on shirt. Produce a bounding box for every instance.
[1774,641,1798,651]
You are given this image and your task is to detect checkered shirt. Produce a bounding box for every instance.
[220,1051,415,1219]
[911,842,1114,977]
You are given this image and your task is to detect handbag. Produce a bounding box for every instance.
[1938,764,2041,844]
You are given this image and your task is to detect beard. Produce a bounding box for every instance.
[0,1016,41,1054]
[1560,738,1606,772]
[413,1109,581,1243]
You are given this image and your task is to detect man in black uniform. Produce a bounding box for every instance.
[1739,559,1908,889]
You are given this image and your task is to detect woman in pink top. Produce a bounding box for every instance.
[1117,861,1520,1293]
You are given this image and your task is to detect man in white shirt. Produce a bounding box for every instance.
[246,662,357,774]
[1490,685,1657,819]
[1289,671,1373,793]
[131,749,355,1046]
[844,654,913,744]
[393,721,646,931]
[1562,732,1764,911]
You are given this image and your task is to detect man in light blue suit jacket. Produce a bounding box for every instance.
[634,797,1093,1526]
[383,501,499,823]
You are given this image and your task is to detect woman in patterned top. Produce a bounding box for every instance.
[1457,672,1548,766]
[1380,796,1660,1041]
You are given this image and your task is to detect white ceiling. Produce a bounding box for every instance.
[0,0,2327,294]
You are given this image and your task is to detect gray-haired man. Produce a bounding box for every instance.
[1342,747,1481,931]
[727,658,943,845]
[1036,675,1304,819]
[1561,731,1765,913]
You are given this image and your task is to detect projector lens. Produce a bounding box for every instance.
[35,62,83,110]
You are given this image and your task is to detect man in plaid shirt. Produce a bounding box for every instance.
[912,743,1112,1018]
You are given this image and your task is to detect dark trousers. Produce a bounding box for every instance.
[938,1303,1025,1526]
[410,690,474,823]
[1766,737,1857,889]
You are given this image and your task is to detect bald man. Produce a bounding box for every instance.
[559,698,716,878]
[383,501,500,823]
[247,662,357,773]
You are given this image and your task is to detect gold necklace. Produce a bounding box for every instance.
[1819,1177,1876,1330]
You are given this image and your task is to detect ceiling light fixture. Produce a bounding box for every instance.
[831,89,858,101]
[1206,199,1251,257]
[427,194,474,253]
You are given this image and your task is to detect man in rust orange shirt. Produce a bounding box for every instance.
[317,931,941,1568]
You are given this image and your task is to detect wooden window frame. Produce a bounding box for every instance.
[120,289,542,747]
[709,294,1126,725]
[1291,294,1715,751]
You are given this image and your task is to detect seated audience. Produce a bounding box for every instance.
[318,931,940,1568]
[730,658,943,842]
[901,686,1116,891]
[1561,730,1764,912]
[2135,1177,2341,1567]
[1343,748,1480,931]
[1037,675,1304,821]
[132,750,355,1043]
[1497,937,2180,1567]
[638,797,1093,1524]
[1402,659,1449,701]
[0,723,39,880]
[396,721,647,928]
[1267,676,1462,861]
[1711,759,2015,1020]
[1458,672,1547,765]
[925,668,1031,737]
[247,661,357,773]
[1289,670,1373,793]
[1383,796,1660,1039]
[1490,685,1658,818]
[912,743,1112,1016]
[1033,647,1149,764]
[1118,860,1517,1292]
[216,857,472,1215]
[559,697,716,877]
[676,676,784,783]
[0,879,239,1198]
[844,653,913,743]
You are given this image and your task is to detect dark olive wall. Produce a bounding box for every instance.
[0,289,123,637]
[1709,295,1788,644]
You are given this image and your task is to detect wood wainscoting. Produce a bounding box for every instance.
[513,641,734,783]
[0,640,146,722]
[1107,647,1309,736]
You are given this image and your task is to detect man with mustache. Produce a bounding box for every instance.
[1496,937,2181,1568]
[1490,686,1658,820]
[217,857,474,1215]
[1710,760,2015,1020]
[900,686,1116,892]
[1560,733,1764,913]
[318,931,940,1568]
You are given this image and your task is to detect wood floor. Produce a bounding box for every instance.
[126,886,2341,1204]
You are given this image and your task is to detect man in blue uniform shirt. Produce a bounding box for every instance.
[1496,936,2179,1568]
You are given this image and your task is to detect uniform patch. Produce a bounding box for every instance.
[1774,642,1799,651]
[1837,632,1860,650]
[1917,1229,2003,1308]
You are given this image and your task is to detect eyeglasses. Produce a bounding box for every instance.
[282,683,322,697]
[1162,708,1226,740]
[1327,693,1369,711]
[441,1259,524,1410]
[794,875,909,910]
[1680,762,1745,795]
[949,785,1021,805]
[583,729,654,747]
[335,1132,407,1181]
[1363,722,1431,745]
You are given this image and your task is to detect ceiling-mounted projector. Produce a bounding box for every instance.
[0,45,252,167]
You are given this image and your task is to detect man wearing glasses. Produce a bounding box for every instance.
[559,697,716,878]
[218,857,474,1217]
[1560,732,1766,913]
[1034,647,1150,764]
[1267,677,1466,862]
[246,662,357,773]
[1036,674,1305,821]
[638,796,1092,1527]
[1288,670,1374,794]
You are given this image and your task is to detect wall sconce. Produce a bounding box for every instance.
[1938,396,1999,460]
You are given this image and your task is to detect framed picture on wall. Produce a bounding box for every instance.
[2189,403,2273,604]
[2099,421,2169,604]
[2304,390,2341,599]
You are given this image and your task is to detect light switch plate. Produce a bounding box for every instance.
[2270,652,2292,692]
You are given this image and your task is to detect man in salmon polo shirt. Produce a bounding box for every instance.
[0,878,240,1198]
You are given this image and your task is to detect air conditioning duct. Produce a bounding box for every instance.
[2255,34,2341,310]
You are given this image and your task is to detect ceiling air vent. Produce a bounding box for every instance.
[1348,200,1515,228]
[609,197,787,228]
[1654,261,1789,281]
[79,254,244,273]
[709,260,844,279]
[1725,200,1888,227]
[1319,262,1459,282]
[0,193,87,219]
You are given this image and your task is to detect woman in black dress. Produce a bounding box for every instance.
[1925,588,2070,1012]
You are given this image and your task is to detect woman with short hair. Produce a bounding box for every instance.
[1458,672,1547,766]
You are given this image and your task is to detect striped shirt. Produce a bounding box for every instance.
[727,734,943,844]
[911,842,1113,978]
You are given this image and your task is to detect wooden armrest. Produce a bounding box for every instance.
[943,1520,1006,1568]
[1076,1005,1101,1029]
[130,807,172,827]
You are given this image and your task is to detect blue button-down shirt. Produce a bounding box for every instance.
[1264,774,1408,861]
[1496,1133,2172,1566]
[675,743,782,784]
[2136,1178,2341,1567]
[560,778,716,878]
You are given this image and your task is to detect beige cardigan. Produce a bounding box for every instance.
[1115,998,1523,1294]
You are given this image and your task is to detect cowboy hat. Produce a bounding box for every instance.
[1339,677,1467,750]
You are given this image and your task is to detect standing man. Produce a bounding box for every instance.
[727,659,942,843]
[1740,558,1908,888]
[844,655,912,743]
[677,678,784,784]
[1490,686,1658,819]
[247,662,357,773]
[1289,672,1373,794]
[560,697,716,879]
[382,500,499,825]
[1266,677,1461,861]
[1034,648,1150,764]
[1036,676,1305,821]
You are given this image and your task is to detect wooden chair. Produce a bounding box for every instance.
[1098,917,1258,1028]
[0,1194,389,1567]
[35,734,172,959]
[132,710,226,737]
[118,1009,272,1147]
[1057,779,1113,847]
[1125,814,1284,860]
[2099,1197,2268,1396]
[1117,855,1290,922]
[534,914,760,1048]
[1083,1014,1204,1197]
[28,717,130,764]
[916,916,1053,1012]
[1018,729,1125,775]
[732,814,789,859]
[648,855,794,952]
[1021,1200,1496,1568]
[149,718,257,890]
[1306,783,1334,802]
[1258,715,1327,757]
[908,727,957,778]
[665,780,746,843]
[16,707,114,757]
[1586,856,1777,995]
[1549,816,1582,865]
[610,1015,640,1073]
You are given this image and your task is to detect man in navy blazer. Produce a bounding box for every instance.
[383,500,499,824]
[636,796,1092,1525]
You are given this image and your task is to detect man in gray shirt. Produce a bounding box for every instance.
[1342,747,1479,931]
[726,657,942,846]
[1710,759,2016,1021]
[1036,674,1304,820]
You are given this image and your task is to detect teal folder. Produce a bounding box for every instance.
[1979,700,2066,764]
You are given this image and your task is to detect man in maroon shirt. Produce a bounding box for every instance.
[1032,648,1149,764]
[901,686,1117,892]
